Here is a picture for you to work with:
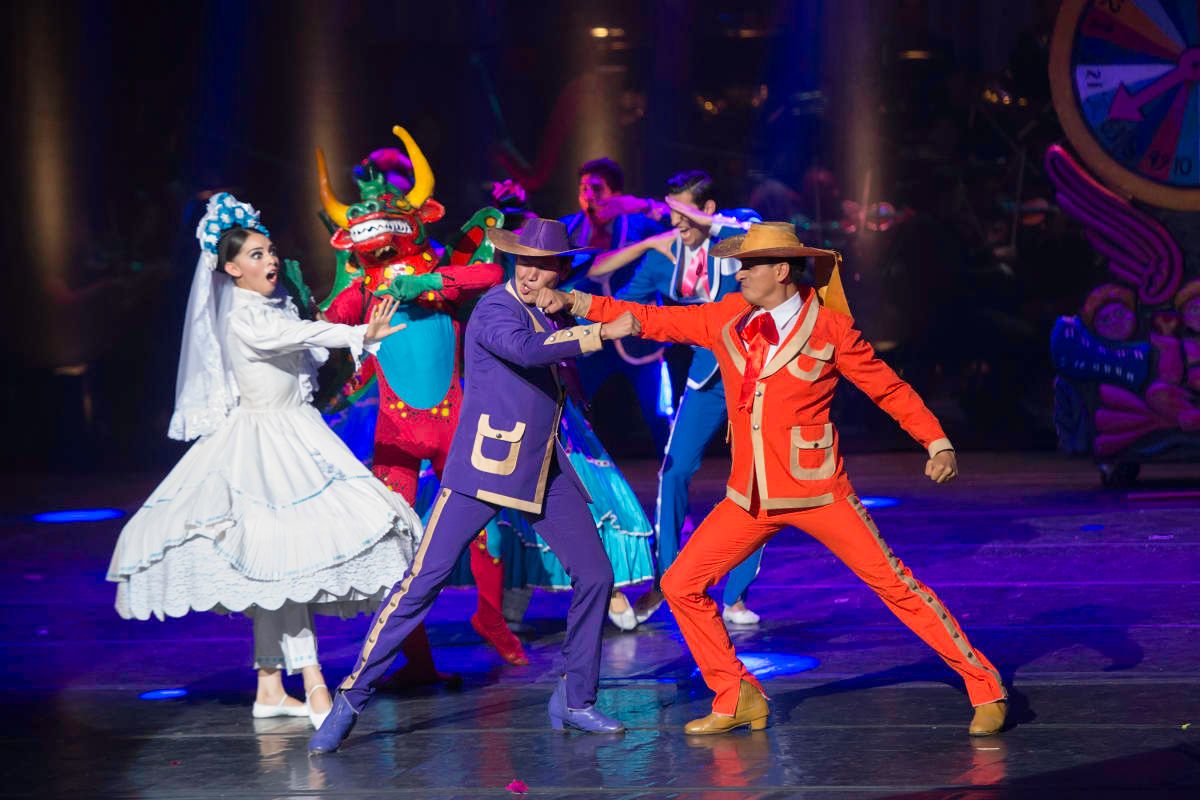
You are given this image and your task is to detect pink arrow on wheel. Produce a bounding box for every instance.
[1109,49,1200,122]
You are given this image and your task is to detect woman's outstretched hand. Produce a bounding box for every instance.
[365,296,408,343]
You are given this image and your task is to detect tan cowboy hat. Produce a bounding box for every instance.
[710,222,833,260]
[712,222,852,317]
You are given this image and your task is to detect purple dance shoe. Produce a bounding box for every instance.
[548,676,625,733]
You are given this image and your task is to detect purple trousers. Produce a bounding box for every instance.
[338,467,615,711]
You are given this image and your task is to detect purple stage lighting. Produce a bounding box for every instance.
[139,689,188,700]
[698,652,819,679]
[859,496,900,509]
[33,508,125,523]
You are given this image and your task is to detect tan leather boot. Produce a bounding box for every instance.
[968,700,1007,736]
[684,680,769,735]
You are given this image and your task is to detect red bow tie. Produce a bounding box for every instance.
[737,312,779,412]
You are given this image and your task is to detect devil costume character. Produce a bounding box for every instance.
[316,127,530,663]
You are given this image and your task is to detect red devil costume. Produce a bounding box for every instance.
[317,127,525,664]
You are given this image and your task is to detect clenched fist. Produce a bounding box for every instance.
[924,450,958,484]
[533,287,572,314]
[600,311,643,341]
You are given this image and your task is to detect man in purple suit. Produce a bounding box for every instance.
[310,219,643,754]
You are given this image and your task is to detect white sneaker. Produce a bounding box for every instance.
[251,695,309,719]
[722,605,761,626]
[306,684,331,729]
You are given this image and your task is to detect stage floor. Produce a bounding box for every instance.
[1,452,1198,798]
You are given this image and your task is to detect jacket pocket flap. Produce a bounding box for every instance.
[801,341,834,361]
[478,414,527,443]
[791,423,834,449]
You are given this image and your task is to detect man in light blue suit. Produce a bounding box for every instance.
[587,170,765,628]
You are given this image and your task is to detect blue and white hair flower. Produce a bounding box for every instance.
[195,192,270,266]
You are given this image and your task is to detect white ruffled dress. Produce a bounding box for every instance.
[108,287,422,621]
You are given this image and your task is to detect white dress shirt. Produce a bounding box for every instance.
[742,290,805,363]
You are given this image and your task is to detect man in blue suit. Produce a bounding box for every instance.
[559,157,673,453]
[559,157,669,294]
[588,170,764,628]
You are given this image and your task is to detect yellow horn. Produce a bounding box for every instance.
[393,125,434,209]
[315,147,351,229]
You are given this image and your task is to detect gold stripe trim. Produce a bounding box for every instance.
[726,484,752,511]
[475,488,542,513]
[531,395,566,505]
[502,279,565,508]
[847,495,1005,695]
[577,324,603,353]
[507,282,547,333]
[544,329,576,344]
[759,492,834,510]
[569,290,593,317]
[802,341,834,361]
[750,385,769,502]
[720,317,747,374]
[786,357,827,382]
[927,437,954,457]
[340,487,452,691]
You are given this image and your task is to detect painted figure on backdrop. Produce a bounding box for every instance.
[1047,145,1200,485]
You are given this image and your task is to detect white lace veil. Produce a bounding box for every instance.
[167,194,268,441]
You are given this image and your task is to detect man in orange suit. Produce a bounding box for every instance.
[534,222,1007,737]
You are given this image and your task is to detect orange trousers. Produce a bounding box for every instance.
[661,494,1005,715]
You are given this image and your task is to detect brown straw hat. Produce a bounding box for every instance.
[710,221,836,261]
[713,222,851,317]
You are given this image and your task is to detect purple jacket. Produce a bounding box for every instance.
[441,281,603,513]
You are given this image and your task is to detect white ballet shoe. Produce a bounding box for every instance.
[634,601,663,624]
[722,604,761,626]
[251,694,309,719]
[306,684,332,729]
[607,605,638,631]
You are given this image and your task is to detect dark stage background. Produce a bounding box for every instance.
[1,0,1093,473]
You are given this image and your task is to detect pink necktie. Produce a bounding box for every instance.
[680,246,708,298]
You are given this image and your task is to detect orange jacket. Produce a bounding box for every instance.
[573,287,952,511]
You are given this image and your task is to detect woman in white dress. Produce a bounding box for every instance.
[107,193,422,728]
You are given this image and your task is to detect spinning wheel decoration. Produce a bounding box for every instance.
[1051,0,1200,209]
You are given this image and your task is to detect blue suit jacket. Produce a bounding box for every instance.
[616,218,758,390]
[442,281,599,513]
[560,211,669,364]
[559,211,668,296]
